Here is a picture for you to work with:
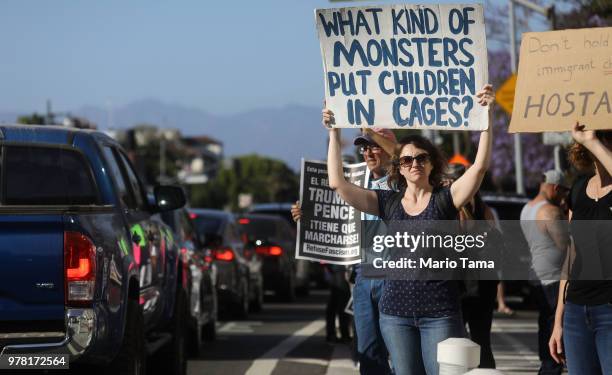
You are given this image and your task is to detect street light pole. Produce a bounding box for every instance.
[509,0,525,195]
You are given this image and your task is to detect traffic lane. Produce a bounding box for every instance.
[186,290,335,375]
[491,310,541,374]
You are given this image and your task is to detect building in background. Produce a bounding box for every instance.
[179,136,223,185]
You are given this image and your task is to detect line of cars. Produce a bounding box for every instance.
[188,208,310,310]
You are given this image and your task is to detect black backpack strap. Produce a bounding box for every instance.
[434,187,458,220]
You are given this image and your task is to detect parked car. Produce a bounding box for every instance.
[249,202,295,225]
[237,214,310,301]
[248,203,318,290]
[0,124,189,375]
[190,209,264,317]
[161,207,218,348]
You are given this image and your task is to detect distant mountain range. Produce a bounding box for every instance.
[0,99,360,171]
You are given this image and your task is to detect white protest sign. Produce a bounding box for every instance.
[316,4,489,130]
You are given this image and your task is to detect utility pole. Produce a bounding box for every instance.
[160,136,166,183]
[508,0,555,195]
[509,0,524,195]
[46,99,53,125]
[452,133,461,156]
[106,100,114,129]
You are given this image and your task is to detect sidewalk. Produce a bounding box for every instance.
[325,310,542,375]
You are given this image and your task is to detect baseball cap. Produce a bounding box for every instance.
[354,128,397,146]
[543,170,570,189]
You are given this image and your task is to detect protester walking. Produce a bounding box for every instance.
[322,84,495,375]
[549,124,612,375]
[520,170,570,375]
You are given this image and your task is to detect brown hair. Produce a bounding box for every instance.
[568,130,612,172]
[568,143,594,172]
[388,135,448,190]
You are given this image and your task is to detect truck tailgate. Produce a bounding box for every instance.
[0,215,65,322]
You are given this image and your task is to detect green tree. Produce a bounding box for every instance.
[17,113,46,125]
[189,154,299,211]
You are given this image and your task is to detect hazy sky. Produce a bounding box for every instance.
[1,0,537,115]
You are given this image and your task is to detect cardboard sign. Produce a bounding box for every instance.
[509,27,612,133]
[295,159,370,265]
[316,4,489,130]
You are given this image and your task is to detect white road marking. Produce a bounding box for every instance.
[244,319,326,375]
[491,318,541,374]
[285,357,330,367]
[325,344,358,375]
[217,321,263,334]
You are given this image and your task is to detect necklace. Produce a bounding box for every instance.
[595,180,606,202]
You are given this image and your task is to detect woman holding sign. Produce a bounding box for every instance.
[549,125,612,375]
[323,84,495,375]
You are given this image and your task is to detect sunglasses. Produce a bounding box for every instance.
[359,145,382,154]
[397,153,430,167]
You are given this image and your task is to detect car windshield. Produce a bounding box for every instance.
[193,215,224,235]
[239,218,277,239]
[249,209,294,226]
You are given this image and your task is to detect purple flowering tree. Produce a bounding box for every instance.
[470,49,554,192]
[475,0,611,192]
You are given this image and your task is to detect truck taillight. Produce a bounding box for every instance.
[65,231,96,306]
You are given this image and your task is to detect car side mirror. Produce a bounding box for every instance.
[153,185,186,212]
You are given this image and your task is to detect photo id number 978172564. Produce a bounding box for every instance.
[0,354,69,369]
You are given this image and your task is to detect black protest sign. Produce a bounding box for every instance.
[296,159,369,265]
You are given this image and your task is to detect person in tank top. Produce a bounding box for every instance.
[520,169,570,375]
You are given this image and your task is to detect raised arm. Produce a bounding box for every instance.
[572,122,612,176]
[324,109,379,216]
[450,84,494,209]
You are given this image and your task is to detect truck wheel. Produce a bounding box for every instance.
[109,299,146,375]
[157,290,188,375]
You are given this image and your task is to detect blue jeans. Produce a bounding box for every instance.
[531,282,563,375]
[380,311,465,375]
[353,272,392,375]
[563,302,612,375]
